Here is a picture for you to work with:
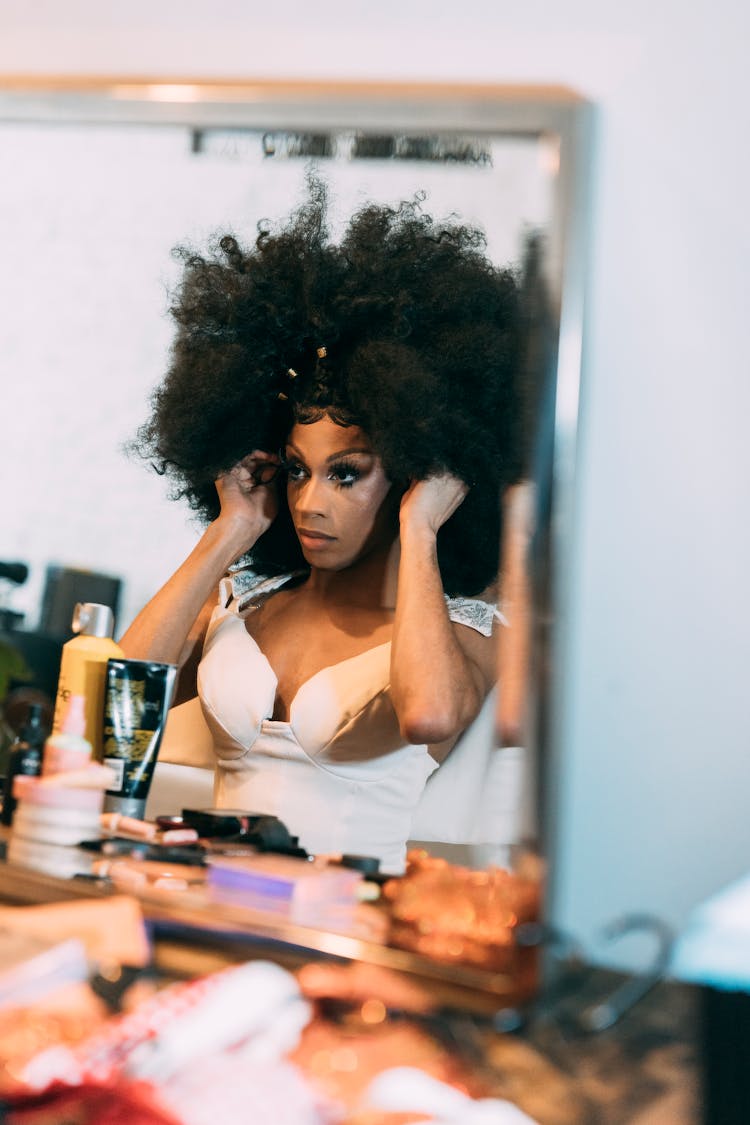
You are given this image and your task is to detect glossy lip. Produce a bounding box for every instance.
[297,528,336,546]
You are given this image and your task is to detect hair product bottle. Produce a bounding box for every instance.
[1,702,48,826]
[101,658,177,819]
[52,602,123,757]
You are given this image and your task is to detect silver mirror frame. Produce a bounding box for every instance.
[0,78,592,919]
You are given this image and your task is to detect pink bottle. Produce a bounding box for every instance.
[42,694,93,776]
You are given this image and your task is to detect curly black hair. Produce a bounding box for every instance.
[134,181,529,596]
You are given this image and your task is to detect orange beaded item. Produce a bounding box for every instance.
[383,850,542,998]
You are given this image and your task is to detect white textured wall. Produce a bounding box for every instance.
[1,124,547,631]
[2,0,749,966]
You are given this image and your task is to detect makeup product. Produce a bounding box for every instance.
[38,762,116,790]
[180,808,305,854]
[161,827,200,845]
[7,772,105,877]
[155,815,186,831]
[82,838,206,865]
[206,853,362,927]
[180,809,266,838]
[11,778,104,845]
[42,694,92,776]
[6,754,114,878]
[51,603,124,756]
[1,702,47,826]
[95,857,203,893]
[101,659,177,820]
[101,815,198,845]
[100,811,158,841]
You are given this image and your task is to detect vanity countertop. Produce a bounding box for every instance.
[0,852,701,1124]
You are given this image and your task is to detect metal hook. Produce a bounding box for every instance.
[574,913,674,1032]
[500,922,589,1032]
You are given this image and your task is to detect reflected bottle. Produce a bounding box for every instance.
[1,702,47,826]
[52,603,124,758]
[43,693,92,775]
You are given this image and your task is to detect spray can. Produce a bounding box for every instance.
[52,603,124,757]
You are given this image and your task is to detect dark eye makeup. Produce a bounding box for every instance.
[327,458,362,487]
[281,453,366,489]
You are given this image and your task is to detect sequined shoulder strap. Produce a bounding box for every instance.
[224,565,307,613]
[444,595,507,637]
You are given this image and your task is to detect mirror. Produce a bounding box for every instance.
[0,80,590,876]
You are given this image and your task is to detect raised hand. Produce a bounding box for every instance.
[399,472,469,537]
[215,450,280,544]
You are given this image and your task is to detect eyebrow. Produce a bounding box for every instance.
[285,442,374,464]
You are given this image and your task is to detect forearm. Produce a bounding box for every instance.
[118,516,257,665]
[391,523,483,744]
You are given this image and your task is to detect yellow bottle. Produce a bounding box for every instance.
[52,603,124,759]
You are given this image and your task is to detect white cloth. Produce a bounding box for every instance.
[196,573,499,873]
[364,1067,539,1123]
[409,688,526,848]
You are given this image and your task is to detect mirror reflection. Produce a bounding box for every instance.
[1,114,559,870]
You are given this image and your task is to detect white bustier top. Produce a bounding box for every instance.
[197,572,499,873]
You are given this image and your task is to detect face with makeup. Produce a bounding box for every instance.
[283,415,398,571]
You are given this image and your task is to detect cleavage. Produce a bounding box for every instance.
[244,602,393,723]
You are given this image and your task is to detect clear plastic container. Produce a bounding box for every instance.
[207,853,362,928]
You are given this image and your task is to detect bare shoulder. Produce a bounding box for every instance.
[447,583,500,694]
[451,618,497,693]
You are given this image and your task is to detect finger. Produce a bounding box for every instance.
[437,470,469,492]
[241,449,280,467]
[435,474,469,505]
[226,467,256,494]
[240,451,282,486]
[216,466,243,487]
[219,467,260,496]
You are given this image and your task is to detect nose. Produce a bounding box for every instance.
[293,473,329,519]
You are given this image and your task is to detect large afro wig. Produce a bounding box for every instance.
[133,180,533,596]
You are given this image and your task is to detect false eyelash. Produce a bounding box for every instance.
[280,455,362,488]
[278,456,310,481]
[329,458,361,479]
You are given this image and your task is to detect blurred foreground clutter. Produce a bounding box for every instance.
[0,895,538,1124]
